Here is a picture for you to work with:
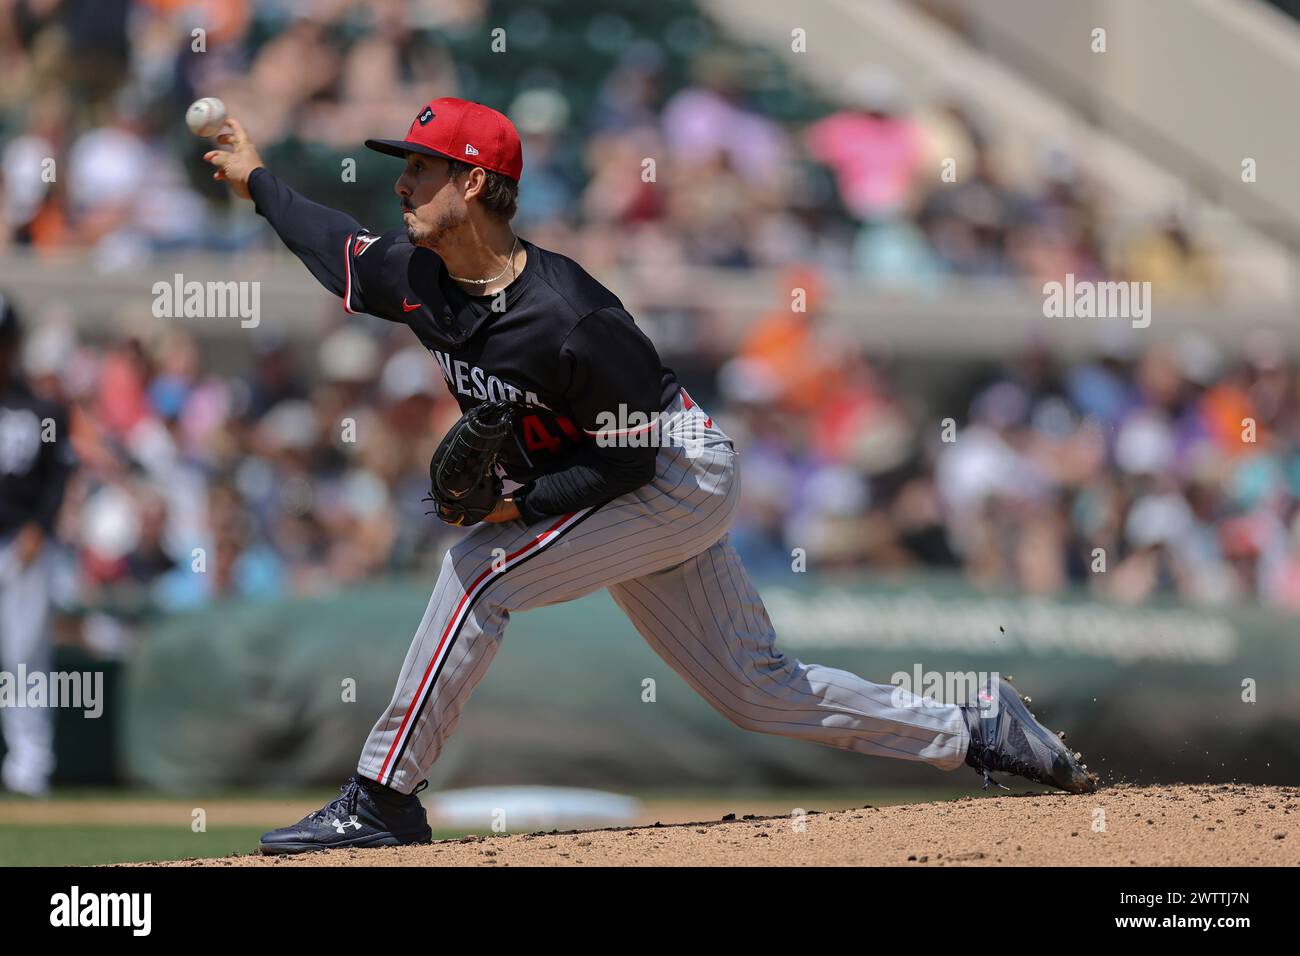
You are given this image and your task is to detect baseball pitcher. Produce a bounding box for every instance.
[203,97,1095,854]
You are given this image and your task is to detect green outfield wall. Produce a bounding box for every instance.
[94,572,1299,792]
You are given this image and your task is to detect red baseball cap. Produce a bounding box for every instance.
[365,97,523,181]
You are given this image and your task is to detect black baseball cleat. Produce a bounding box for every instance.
[258,776,433,854]
[962,674,1098,794]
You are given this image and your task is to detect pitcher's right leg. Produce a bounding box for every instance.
[607,534,970,769]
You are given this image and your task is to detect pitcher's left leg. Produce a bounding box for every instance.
[608,534,969,769]
[358,441,739,793]
[354,515,537,793]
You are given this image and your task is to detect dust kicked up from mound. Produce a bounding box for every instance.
[140,784,1298,867]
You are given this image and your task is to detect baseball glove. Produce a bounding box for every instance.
[425,401,514,526]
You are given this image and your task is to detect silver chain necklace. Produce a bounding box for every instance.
[449,236,520,285]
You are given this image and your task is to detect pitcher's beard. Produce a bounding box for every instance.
[406,208,463,250]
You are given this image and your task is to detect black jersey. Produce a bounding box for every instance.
[249,168,679,523]
[0,382,73,536]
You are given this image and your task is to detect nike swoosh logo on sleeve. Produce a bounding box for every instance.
[402,298,422,312]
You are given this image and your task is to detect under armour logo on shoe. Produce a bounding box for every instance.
[332,816,363,833]
[464,143,479,156]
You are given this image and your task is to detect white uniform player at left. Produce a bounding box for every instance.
[0,294,74,797]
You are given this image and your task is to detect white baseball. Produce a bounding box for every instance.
[185,97,227,138]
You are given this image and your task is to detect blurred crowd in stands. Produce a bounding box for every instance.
[1,0,1217,288]
[2,0,1269,657]
[724,299,1300,613]
[17,283,1300,656]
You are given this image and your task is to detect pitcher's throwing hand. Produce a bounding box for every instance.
[202,117,264,200]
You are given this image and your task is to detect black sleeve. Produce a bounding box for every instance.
[33,405,73,532]
[248,167,406,321]
[515,307,663,522]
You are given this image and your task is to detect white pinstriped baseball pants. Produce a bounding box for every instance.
[357,392,971,792]
[0,533,55,794]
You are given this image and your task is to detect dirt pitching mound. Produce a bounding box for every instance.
[143,784,1297,867]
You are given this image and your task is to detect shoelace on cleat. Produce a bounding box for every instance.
[967,722,1046,789]
[303,778,428,824]
[308,778,363,822]
[977,768,1011,791]
[970,744,1038,786]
